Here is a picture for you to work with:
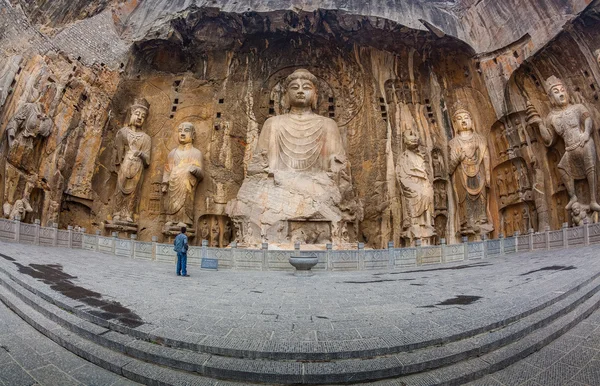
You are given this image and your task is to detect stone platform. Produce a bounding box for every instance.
[1,241,600,384]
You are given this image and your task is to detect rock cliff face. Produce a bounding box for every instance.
[1,0,600,248]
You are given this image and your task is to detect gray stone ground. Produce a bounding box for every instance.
[2,240,600,384]
[467,309,600,386]
[0,299,139,386]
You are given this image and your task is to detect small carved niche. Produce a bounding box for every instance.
[197,214,234,247]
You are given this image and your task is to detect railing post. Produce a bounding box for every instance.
[583,219,590,246]
[357,242,365,270]
[202,239,208,260]
[440,238,447,263]
[230,241,237,268]
[562,222,569,248]
[462,236,468,261]
[415,239,423,265]
[111,232,118,255]
[67,226,73,248]
[514,231,520,252]
[14,216,21,242]
[481,234,488,258]
[499,234,505,255]
[151,236,158,261]
[545,226,550,250]
[261,242,268,271]
[388,241,395,268]
[326,243,333,270]
[95,230,101,251]
[130,234,136,258]
[528,228,534,251]
[52,223,58,247]
[34,219,40,245]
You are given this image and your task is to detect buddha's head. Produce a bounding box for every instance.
[545,76,569,107]
[403,128,419,150]
[130,98,149,128]
[283,69,318,111]
[178,122,195,145]
[452,108,473,134]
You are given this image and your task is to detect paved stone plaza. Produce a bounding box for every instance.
[2,240,600,384]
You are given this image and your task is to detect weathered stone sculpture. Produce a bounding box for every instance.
[448,107,493,237]
[162,122,204,235]
[227,69,359,245]
[3,87,52,219]
[396,128,435,244]
[526,76,600,213]
[570,202,589,226]
[44,157,65,226]
[109,98,151,231]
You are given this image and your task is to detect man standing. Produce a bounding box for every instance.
[173,227,189,277]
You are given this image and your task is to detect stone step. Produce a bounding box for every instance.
[2,264,600,384]
[1,258,598,361]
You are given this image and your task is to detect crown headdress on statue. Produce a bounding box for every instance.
[131,97,150,112]
[451,102,471,119]
[544,75,564,93]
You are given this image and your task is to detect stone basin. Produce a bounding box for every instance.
[289,255,318,276]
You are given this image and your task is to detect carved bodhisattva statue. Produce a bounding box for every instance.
[3,88,52,218]
[396,129,435,244]
[109,98,151,230]
[162,122,204,235]
[448,107,493,237]
[527,76,600,214]
[227,69,359,245]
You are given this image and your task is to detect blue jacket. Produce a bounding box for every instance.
[174,233,188,253]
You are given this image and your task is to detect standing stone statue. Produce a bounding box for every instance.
[45,157,66,226]
[3,87,53,218]
[448,107,493,237]
[162,122,204,231]
[526,76,600,213]
[227,69,360,245]
[396,128,435,243]
[111,98,151,225]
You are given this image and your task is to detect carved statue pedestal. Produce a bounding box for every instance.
[104,220,138,238]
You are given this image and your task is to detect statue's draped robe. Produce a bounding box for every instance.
[162,145,203,226]
[449,132,490,233]
[227,112,356,244]
[113,127,151,219]
[396,149,434,229]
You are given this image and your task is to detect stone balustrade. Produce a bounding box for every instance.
[0,217,595,271]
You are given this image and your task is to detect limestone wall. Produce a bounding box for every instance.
[1,0,600,248]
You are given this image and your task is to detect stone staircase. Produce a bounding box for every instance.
[1,256,600,385]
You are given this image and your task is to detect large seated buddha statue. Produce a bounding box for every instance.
[227,69,360,246]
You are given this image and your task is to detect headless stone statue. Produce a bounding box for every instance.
[396,128,435,244]
[227,69,360,245]
[526,76,600,213]
[448,107,493,237]
[111,98,151,225]
[162,122,204,231]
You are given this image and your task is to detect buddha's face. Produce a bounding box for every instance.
[178,123,194,144]
[403,130,419,149]
[454,112,473,133]
[130,108,147,127]
[287,78,315,108]
[550,84,569,107]
[572,203,581,215]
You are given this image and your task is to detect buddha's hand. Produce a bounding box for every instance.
[133,150,142,158]
[161,183,168,193]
